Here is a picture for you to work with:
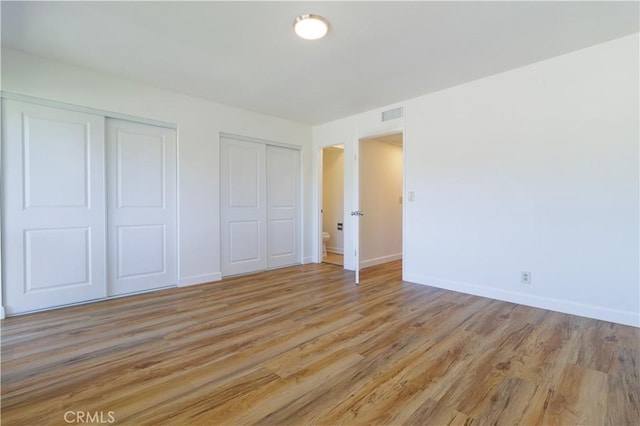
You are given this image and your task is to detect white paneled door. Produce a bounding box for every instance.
[220,137,267,276]
[220,135,300,276]
[2,100,107,314]
[107,119,177,296]
[267,146,300,269]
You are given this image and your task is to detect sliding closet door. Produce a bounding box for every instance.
[2,100,107,314]
[220,135,301,276]
[220,137,267,276]
[106,119,177,296]
[267,146,300,268]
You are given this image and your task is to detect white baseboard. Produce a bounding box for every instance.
[360,253,402,269]
[179,272,222,287]
[327,247,344,255]
[302,256,315,264]
[0,306,5,320]
[403,273,640,328]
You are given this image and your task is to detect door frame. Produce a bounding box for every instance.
[316,142,348,265]
[315,125,406,282]
[317,144,347,265]
[355,128,405,283]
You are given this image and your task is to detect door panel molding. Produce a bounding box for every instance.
[267,145,300,269]
[2,100,107,314]
[2,99,179,315]
[220,135,301,276]
[221,137,267,276]
[107,119,177,296]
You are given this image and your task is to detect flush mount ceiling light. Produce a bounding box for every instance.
[293,14,329,40]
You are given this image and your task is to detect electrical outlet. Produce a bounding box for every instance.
[521,271,532,285]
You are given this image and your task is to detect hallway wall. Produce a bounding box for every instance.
[360,139,403,267]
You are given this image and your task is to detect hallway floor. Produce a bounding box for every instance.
[323,252,343,266]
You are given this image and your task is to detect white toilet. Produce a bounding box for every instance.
[322,232,330,257]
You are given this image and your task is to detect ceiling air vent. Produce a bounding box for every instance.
[381,106,403,122]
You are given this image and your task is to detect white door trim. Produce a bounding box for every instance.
[1,91,177,129]
[356,127,406,281]
[220,132,302,151]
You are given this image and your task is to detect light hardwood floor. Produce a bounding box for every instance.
[2,261,638,425]
[323,252,343,266]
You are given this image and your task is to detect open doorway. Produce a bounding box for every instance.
[321,145,345,266]
[357,132,403,274]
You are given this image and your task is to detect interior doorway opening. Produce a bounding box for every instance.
[321,144,345,266]
[356,132,403,280]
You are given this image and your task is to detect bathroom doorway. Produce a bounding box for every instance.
[321,145,344,266]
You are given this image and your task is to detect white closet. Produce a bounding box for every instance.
[3,101,108,313]
[2,100,177,314]
[106,119,177,296]
[220,134,300,276]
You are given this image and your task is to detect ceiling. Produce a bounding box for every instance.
[2,1,638,125]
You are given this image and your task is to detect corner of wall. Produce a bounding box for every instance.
[0,306,5,320]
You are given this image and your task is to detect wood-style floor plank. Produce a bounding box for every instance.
[1,261,638,425]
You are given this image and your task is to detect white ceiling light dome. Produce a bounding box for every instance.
[294,14,329,40]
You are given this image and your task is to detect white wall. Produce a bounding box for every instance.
[313,34,639,327]
[1,49,313,291]
[360,139,403,267]
[322,147,344,253]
